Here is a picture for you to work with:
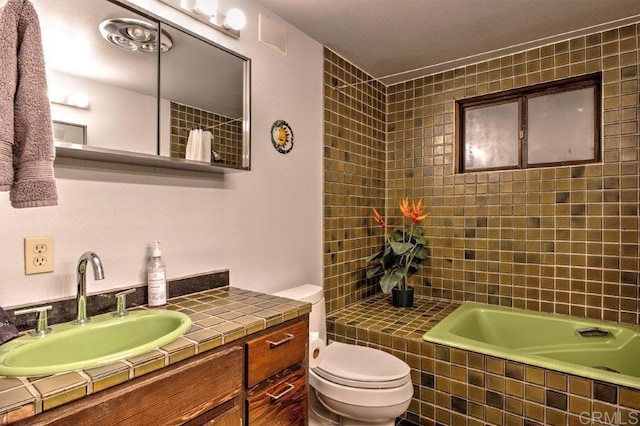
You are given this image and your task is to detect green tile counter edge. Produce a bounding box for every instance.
[0,287,311,423]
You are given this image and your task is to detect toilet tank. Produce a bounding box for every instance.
[272,285,327,342]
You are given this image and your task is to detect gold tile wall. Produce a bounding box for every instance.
[170,102,243,168]
[387,24,639,325]
[323,48,387,313]
[324,24,640,324]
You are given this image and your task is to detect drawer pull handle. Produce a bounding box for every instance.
[267,383,295,401]
[266,333,294,348]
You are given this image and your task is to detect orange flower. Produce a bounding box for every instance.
[372,208,386,229]
[400,198,428,224]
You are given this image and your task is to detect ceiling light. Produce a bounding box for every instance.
[99,19,173,53]
[126,25,153,42]
[67,94,90,109]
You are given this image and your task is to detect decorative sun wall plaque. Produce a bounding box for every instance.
[271,120,293,154]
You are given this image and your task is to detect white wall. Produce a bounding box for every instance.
[0,0,324,307]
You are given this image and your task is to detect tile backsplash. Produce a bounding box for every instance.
[9,270,230,332]
[324,23,639,324]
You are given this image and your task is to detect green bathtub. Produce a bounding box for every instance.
[423,302,640,389]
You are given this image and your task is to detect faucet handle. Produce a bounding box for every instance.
[113,288,136,317]
[14,305,53,336]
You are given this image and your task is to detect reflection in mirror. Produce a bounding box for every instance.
[33,0,251,172]
[53,121,87,146]
[159,22,247,168]
[37,0,158,155]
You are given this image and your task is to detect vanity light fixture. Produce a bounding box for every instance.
[224,8,246,31]
[99,18,173,53]
[49,89,90,110]
[159,0,246,38]
[193,0,217,16]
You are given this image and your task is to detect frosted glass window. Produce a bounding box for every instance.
[527,88,595,164]
[464,102,519,170]
[457,72,600,173]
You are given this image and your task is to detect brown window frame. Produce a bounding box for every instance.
[456,72,602,173]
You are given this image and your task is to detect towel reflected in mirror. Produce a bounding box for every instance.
[185,129,212,162]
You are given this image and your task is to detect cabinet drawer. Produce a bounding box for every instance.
[246,367,306,426]
[246,320,307,387]
[184,398,242,426]
[205,406,241,426]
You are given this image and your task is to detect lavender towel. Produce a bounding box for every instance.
[0,0,58,208]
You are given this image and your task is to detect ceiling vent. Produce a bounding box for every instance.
[259,14,287,56]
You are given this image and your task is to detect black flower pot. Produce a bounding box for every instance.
[392,286,414,308]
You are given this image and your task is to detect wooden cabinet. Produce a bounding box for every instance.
[246,366,306,426]
[245,320,307,425]
[16,346,243,426]
[183,399,242,425]
[13,316,309,426]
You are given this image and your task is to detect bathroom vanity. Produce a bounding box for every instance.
[3,288,309,425]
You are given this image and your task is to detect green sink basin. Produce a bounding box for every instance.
[0,309,192,377]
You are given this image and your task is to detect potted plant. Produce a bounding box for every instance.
[366,199,429,307]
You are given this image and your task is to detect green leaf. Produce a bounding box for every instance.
[408,261,422,274]
[365,249,384,262]
[380,269,405,293]
[414,247,429,259]
[408,226,424,237]
[388,230,404,242]
[390,240,413,255]
[366,264,381,279]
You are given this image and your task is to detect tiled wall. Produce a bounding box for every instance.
[324,24,640,324]
[323,48,387,313]
[170,102,244,168]
[387,24,639,325]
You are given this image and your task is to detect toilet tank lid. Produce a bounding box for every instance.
[272,284,323,303]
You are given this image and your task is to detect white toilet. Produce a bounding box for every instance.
[273,285,413,426]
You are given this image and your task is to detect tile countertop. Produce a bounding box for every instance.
[327,293,461,341]
[0,287,311,424]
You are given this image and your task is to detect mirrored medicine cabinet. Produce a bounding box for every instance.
[33,0,251,173]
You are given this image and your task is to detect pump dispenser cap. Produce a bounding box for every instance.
[152,241,162,257]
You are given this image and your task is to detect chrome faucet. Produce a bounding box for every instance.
[73,252,105,325]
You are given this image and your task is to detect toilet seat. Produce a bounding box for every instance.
[313,342,411,389]
[309,368,414,409]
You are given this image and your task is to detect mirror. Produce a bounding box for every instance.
[33,0,250,172]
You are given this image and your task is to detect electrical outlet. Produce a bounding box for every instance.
[24,237,54,275]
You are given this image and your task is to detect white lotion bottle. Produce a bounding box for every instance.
[147,241,167,307]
